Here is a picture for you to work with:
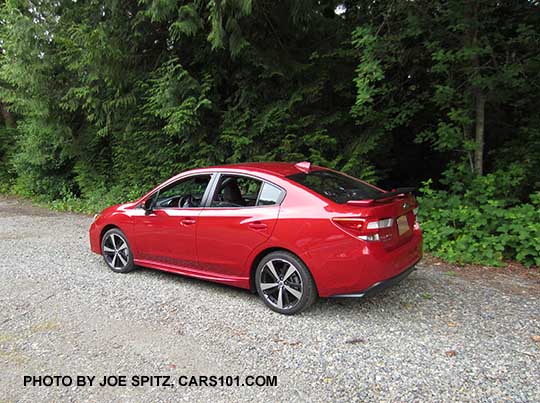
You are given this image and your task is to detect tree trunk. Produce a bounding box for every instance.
[474,92,485,176]
[0,101,17,129]
[463,120,475,173]
[464,0,485,176]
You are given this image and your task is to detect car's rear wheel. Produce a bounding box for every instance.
[255,251,317,315]
[101,228,135,273]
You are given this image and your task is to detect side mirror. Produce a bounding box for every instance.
[142,198,154,213]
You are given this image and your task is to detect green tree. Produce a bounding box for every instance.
[0,0,539,265]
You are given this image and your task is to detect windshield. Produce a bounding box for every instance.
[287,170,383,204]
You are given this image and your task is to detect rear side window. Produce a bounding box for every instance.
[210,174,284,208]
[257,182,283,206]
[287,170,382,204]
[211,175,263,207]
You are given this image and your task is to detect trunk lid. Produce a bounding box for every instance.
[345,189,417,249]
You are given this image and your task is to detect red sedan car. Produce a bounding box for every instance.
[89,162,422,314]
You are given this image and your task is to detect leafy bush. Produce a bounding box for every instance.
[418,174,540,267]
[45,185,146,215]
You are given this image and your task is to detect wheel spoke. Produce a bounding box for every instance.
[266,261,280,281]
[110,235,117,249]
[282,265,296,281]
[284,285,302,300]
[103,246,114,253]
[111,253,118,267]
[276,287,284,309]
[117,252,127,266]
[283,287,290,306]
[261,282,279,291]
[117,242,127,251]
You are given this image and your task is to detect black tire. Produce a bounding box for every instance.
[101,228,135,273]
[255,251,317,315]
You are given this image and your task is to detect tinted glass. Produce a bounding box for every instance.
[211,175,263,207]
[257,183,283,206]
[287,170,382,204]
[155,175,211,208]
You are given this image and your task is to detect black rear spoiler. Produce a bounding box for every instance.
[347,187,416,206]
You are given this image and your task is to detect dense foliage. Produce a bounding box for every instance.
[419,172,540,267]
[1,0,539,266]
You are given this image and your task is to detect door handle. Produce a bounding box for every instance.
[181,218,196,226]
[248,222,267,230]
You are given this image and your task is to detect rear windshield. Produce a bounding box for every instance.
[287,170,383,204]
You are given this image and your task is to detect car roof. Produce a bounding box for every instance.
[202,162,324,177]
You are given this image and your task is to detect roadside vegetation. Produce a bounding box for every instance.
[0,0,539,267]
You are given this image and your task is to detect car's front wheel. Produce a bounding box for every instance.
[101,228,135,273]
[255,251,317,315]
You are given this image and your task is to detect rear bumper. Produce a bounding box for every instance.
[306,227,422,297]
[329,259,419,297]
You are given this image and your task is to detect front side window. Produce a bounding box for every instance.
[287,170,382,204]
[154,175,211,208]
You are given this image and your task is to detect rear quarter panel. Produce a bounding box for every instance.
[243,184,347,294]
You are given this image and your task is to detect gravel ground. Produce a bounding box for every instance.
[1,196,539,403]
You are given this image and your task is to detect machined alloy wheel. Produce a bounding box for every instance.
[255,251,317,315]
[101,228,135,273]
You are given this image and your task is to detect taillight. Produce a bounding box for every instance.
[332,217,394,242]
[366,218,393,230]
[331,218,365,237]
